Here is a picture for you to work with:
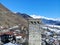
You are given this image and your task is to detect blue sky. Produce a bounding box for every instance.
[0,0,60,18]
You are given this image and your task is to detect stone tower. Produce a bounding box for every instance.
[28,18,42,45]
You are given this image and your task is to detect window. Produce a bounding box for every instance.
[34,21,36,24]
[37,21,40,24]
[31,21,33,24]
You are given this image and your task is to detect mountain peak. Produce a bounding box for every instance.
[16,12,32,19]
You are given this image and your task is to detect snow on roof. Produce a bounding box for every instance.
[16,36,22,39]
[9,25,19,29]
[46,24,60,28]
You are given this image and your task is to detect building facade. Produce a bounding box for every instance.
[28,19,42,45]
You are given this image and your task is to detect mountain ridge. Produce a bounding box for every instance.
[30,15,60,26]
[16,12,32,19]
[0,3,32,28]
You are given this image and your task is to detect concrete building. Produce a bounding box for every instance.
[28,18,42,45]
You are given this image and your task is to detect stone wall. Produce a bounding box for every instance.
[28,19,42,45]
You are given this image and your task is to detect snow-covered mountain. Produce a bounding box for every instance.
[30,15,60,26]
[41,18,60,34]
[42,18,60,26]
[30,15,60,35]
